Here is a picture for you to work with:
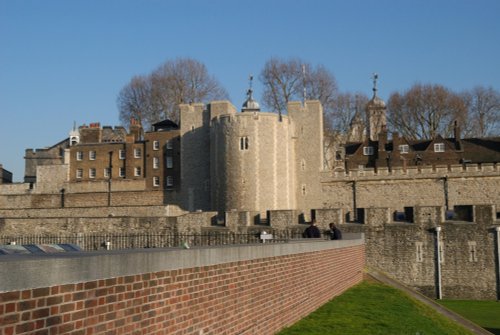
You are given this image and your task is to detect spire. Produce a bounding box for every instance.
[372,72,378,98]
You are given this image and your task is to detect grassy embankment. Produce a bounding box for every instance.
[277,281,475,335]
[439,300,500,335]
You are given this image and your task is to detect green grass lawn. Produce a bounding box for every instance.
[439,300,500,335]
[277,281,475,335]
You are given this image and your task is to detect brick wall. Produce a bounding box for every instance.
[0,239,365,335]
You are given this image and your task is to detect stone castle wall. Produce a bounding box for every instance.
[320,163,500,215]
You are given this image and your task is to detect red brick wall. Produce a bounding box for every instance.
[0,245,364,335]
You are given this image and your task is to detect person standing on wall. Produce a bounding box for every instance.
[329,223,342,240]
[303,219,321,238]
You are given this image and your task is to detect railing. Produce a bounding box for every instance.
[0,231,309,251]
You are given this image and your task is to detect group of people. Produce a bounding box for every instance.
[302,220,342,240]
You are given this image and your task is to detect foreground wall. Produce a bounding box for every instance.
[0,239,365,335]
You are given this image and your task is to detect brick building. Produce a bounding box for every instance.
[344,84,500,171]
[68,119,180,191]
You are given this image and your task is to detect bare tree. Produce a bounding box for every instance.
[387,84,467,140]
[259,58,338,122]
[117,58,228,128]
[461,86,500,137]
[327,92,369,135]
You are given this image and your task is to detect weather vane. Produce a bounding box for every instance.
[372,73,379,95]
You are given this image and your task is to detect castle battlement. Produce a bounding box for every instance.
[323,163,500,181]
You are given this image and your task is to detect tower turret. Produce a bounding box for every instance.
[365,73,387,141]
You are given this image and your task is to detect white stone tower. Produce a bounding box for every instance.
[366,73,387,141]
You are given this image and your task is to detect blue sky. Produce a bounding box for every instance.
[1,0,499,181]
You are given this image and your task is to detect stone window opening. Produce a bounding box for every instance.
[416,242,423,262]
[76,151,83,161]
[119,167,125,178]
[301,184,306,196]
[399,144,409,154]
[104,168,110,178]
[89,151,96,160]
[468,241,477,262]
[119,149,126,160]
[301,159,306,171]
[240,137,249,151]
[89,168,96,179]
[76,168,83,179]
[153,157,159,169]
[134,167,141,177]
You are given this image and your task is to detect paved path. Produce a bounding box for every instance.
[366,267,493,335]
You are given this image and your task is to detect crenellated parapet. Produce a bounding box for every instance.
[323,163,500,181]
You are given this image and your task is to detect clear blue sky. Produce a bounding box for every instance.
[1,0,499,181]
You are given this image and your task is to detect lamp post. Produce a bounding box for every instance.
[435,226,442,299]
[108,151,113,207]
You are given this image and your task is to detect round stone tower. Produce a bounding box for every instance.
[210,87,295,212]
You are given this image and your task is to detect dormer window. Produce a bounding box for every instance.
[434,143,445,153]
[363,146,374,156]
[70,136,79,146]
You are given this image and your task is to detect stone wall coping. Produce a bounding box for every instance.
[322,163,499,182]
[0,235,364,292]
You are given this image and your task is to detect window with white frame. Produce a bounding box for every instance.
[166,156,173,169]
[153,176,160,187]
[89,168,96,179]
[119,149,126,160]
[166,176,173,187]
[434,143,445,152]
[363,146,374,156]
[399,144,409,154]
[104,168,110,178]
[166,140,173,149]
[89,151,96,160]
[153,141,160,150]
[134,148,141,158]
[119,167,125,178]
[153,157,159,169]
[134,167,141,177]
[76,151,83,161]
[76,169,83,179]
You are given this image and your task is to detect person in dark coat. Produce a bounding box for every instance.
[329,222,342,240]
[303,219,321,238]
